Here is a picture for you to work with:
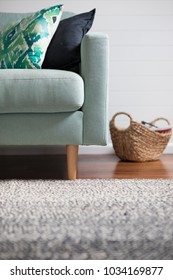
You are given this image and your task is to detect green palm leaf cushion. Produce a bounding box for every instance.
[0,4,63,69]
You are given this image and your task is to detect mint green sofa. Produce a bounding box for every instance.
[0,11,109,179]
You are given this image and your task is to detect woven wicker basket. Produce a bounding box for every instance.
[109,112,172,162]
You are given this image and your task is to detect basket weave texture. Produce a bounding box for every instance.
[109,112,172,162]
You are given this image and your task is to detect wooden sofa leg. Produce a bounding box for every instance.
[66,145,78,180]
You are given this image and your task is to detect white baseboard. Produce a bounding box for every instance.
[164,142,173,154]
[79,143,173,154]
[0,143,172,155]
[79,144,114,154]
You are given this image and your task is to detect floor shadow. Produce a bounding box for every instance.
[0,155,67,179]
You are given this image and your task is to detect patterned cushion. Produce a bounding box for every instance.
[0,4,63,69]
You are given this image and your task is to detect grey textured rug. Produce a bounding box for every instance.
[0,179,173,260]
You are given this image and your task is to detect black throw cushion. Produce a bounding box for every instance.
[42,9,96,70]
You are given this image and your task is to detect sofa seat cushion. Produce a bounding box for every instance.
[0,69,84,113]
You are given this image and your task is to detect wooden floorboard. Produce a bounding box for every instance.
[78,154,173,179]
[0,154,172,179]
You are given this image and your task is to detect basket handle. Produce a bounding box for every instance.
[110,112,133,129]
[151,117,171,126]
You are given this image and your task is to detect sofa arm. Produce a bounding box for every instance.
[80,32,109,145]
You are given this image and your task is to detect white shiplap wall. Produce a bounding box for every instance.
[0,0,173,153]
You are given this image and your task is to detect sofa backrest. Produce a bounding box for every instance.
[0,11,74,31]
[0,13,31,30]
